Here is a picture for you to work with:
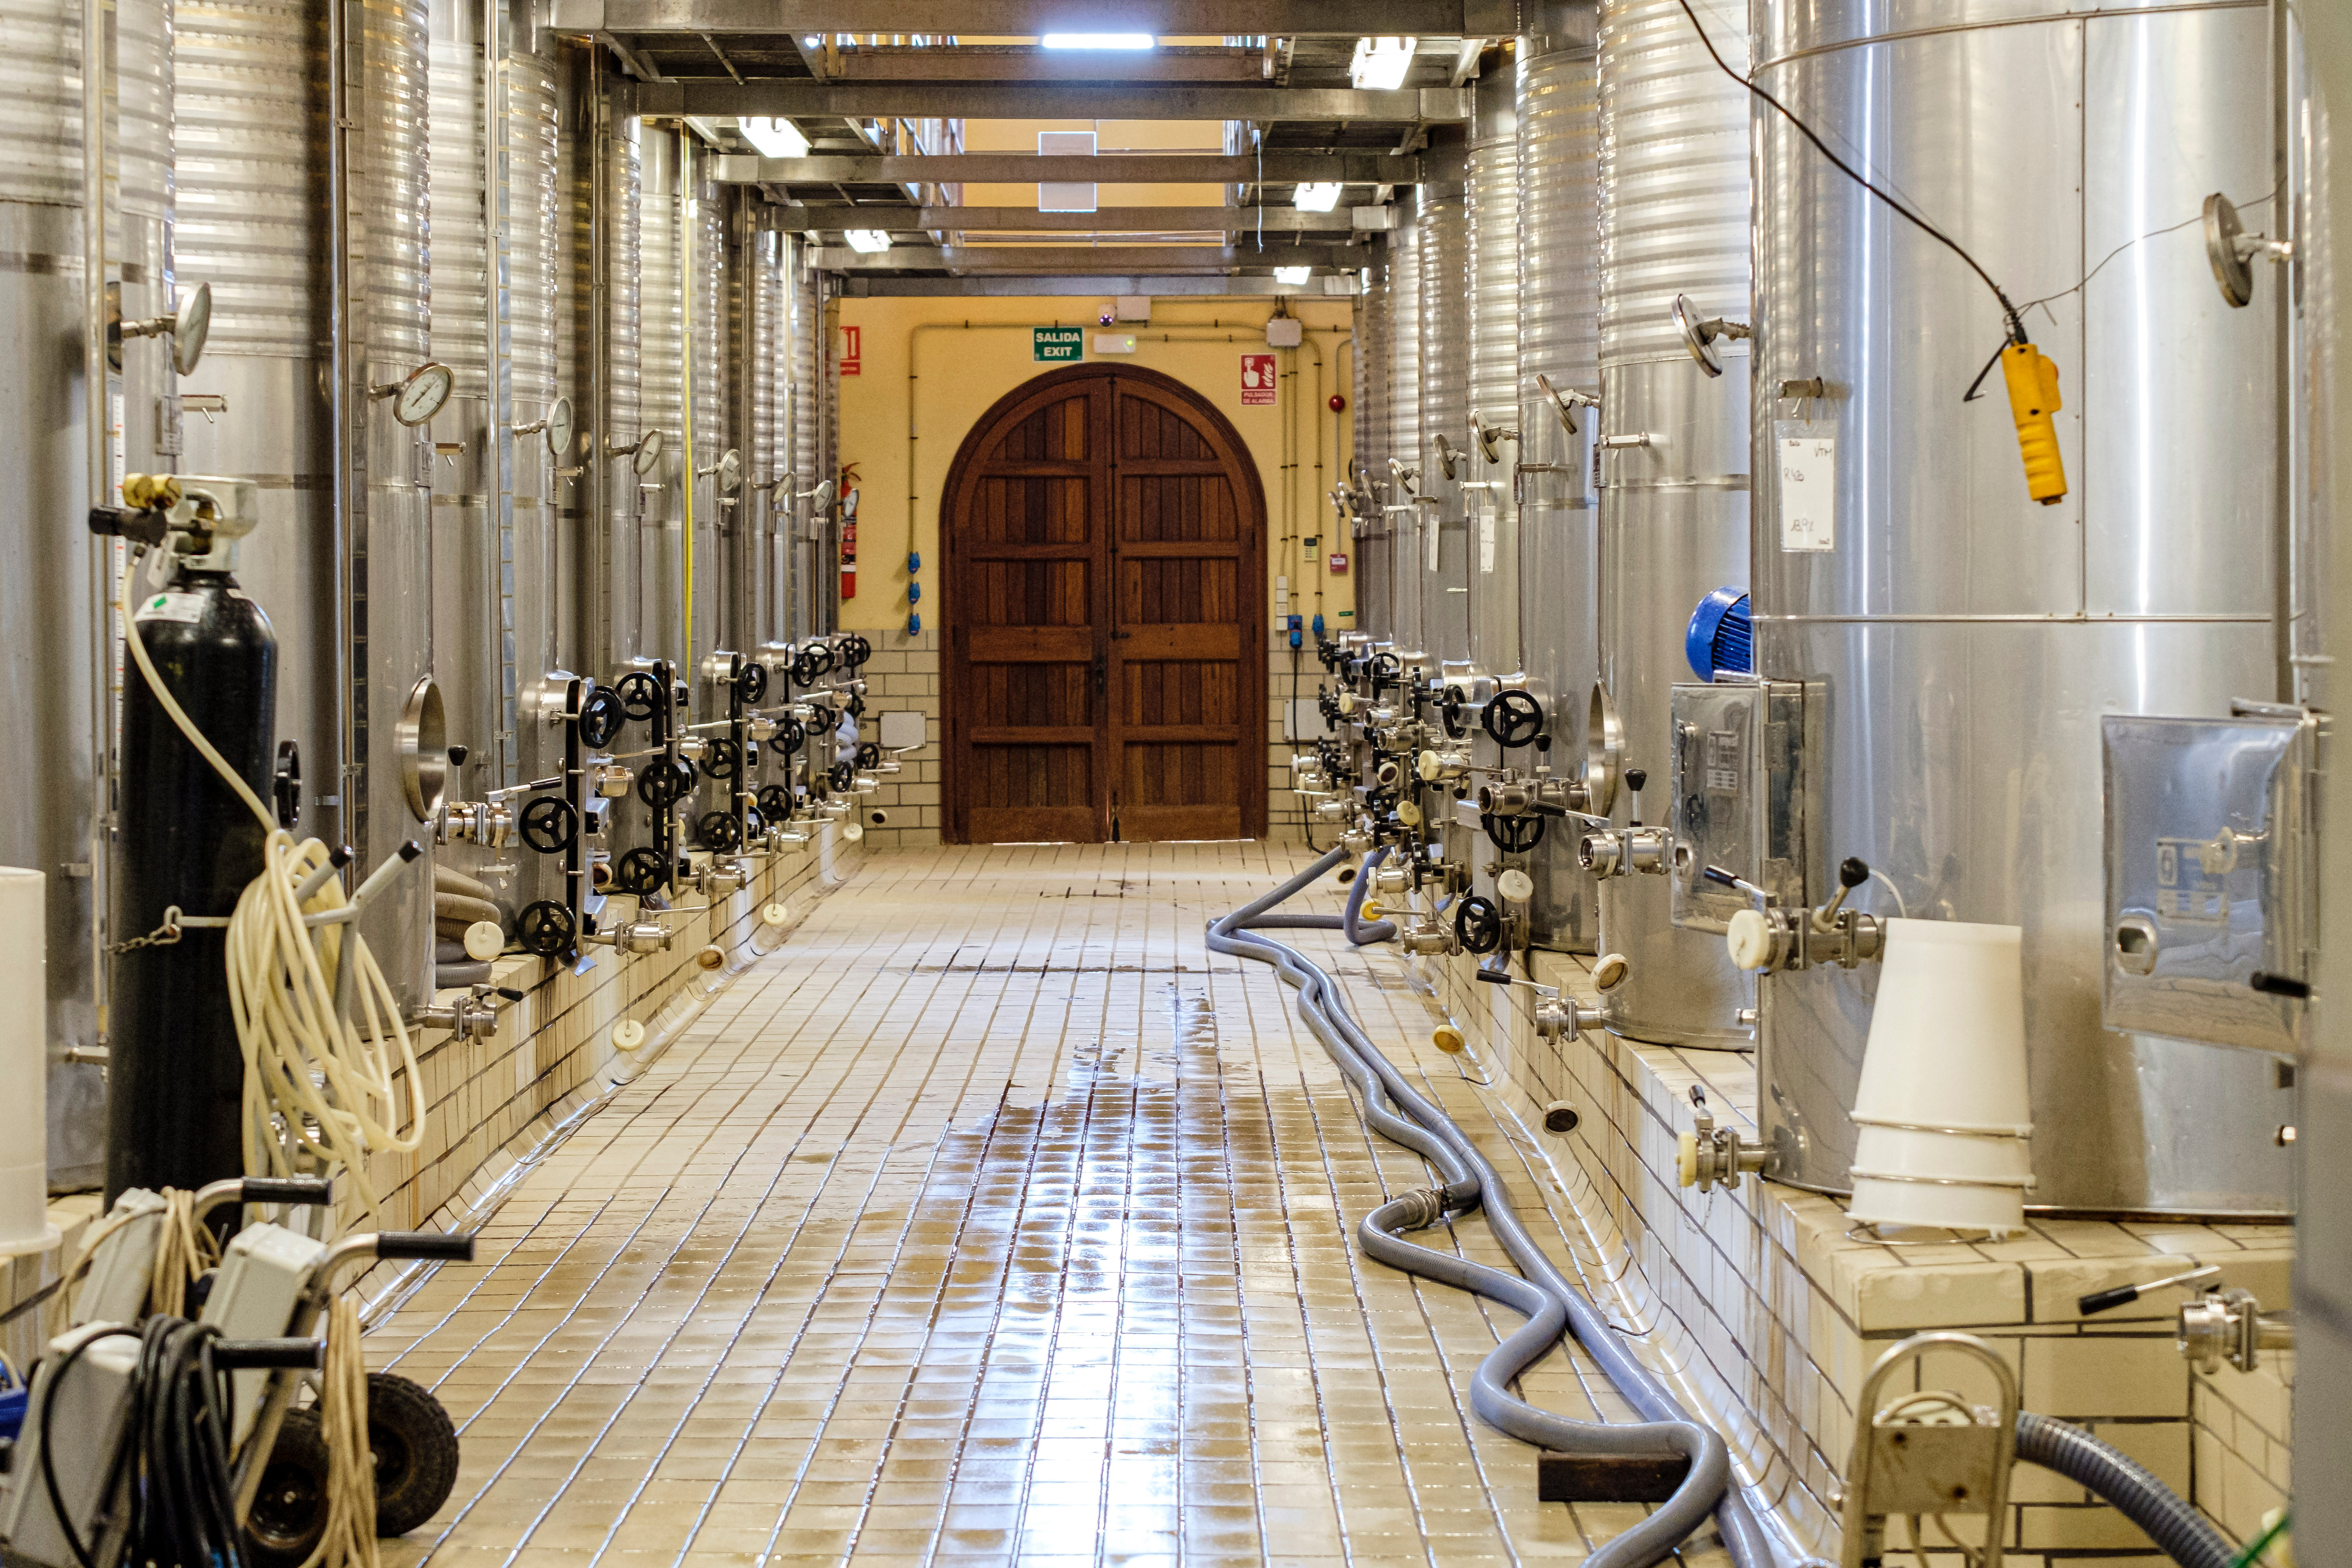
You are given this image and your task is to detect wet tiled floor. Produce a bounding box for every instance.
[371,843,1733,1567]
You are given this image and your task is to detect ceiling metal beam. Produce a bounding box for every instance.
[808,244,1356,273]
[767,204,1374,232]
[552,0,1513,35]
[710,151,1417,185]
[621,79,1466,122]
[824,45,1268,82]
[839,274,1361,298]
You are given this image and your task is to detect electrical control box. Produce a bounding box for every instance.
[2101,706,2316,1054]
[70,1188,169,1328]
[1668,679,1816,933]
[201,1221,327,1443]
[0,1325,140,1568]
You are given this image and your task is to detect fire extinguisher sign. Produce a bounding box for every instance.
[1240,353,1277,405]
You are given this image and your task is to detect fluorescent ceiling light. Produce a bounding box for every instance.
[1274,265,1313,285]
[1292,182,1343,212]
[843,229,893,254]
[736,116,809,159]
[1042,33,1154,48]
[1349,36,1416,91]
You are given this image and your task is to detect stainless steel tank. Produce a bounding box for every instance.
[356,0,437,1005]
[638,127,685,672]
[1466,76,1520,683]
[1385,192,1423,654]
[1417,135,1472,667]
[1590,0,1753,1047]
[174,0,333,852]
[1352,253,1389,641]
[687,155,725,681]
[597,113,644,670]
[1517,0,1602,953]
[788,248,822,639]
[748,225,786,649]
[1749,0,2290,1213]
[2,0,110,1181]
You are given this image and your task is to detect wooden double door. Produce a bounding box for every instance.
[944,363,1267,843]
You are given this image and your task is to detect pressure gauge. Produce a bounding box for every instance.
[716,447,743,496]
[386,361,455,426]
[172,283,212,376]
[633,427,666,476]
[546,396,575,457]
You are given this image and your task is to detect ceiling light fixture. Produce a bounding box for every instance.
[736,116,809,159]
[1348,36,1416,91]
[1042,32,1155,48]
[843,229,893,254]
[1292,182,1343,213]
[1274,265,1313,285]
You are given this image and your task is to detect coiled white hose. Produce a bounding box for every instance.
[307,1294,378,1568]
[118,552,425,1222]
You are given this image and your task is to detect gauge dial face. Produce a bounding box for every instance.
[633,427,666,475]
[546,396,575,457]
[394,362,455,426]
[173,282,213,376]
[716,448,743,495]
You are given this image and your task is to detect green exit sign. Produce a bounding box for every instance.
[1033,326,1084,363]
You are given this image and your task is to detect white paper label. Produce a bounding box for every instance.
[1478,496,1496,574]
[1425,515,1440,572]
[136,591,205,625]
[1779,436,1836,552]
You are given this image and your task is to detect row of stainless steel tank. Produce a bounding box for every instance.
[4,0,866,1183]
[1328,0,2293,1218]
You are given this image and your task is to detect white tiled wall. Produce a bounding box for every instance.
[1414,943,2294,1563]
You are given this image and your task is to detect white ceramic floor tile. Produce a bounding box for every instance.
[372,844,1736,1568]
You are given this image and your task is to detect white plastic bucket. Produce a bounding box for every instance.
[1846,918,2033,1234]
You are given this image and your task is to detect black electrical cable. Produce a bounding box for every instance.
[1670,0,2024,338]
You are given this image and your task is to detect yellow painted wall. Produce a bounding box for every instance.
[834,295,1358,637]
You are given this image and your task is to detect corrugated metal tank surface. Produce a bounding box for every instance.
[689,163,725,686]
[1749,0,2290,1214]
[359,0,437,1005]
[1517,1,1601,954]
[750,227,787,646]
[510,45,560,691]
[0,0,103,1176]
[601,115,643,666]
[1467,72,1520,680]
[1353,256,1389,641]
[639,127,683,668]
[1385,193,1421,653]
[1417,139,1471,666]
[174,0,334,874]
[1591,0,1754,1047]
[789,252,821,638]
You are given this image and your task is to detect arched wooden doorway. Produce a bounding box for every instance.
[942,362,1267,843]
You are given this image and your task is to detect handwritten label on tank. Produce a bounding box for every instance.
[1778,435,1836,552]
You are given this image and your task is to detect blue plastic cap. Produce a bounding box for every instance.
[1685,586,1753,681]
[907,551,921,572]
[906,611,922,635]
[1312,613,1325,636]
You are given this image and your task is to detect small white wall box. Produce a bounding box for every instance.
[879,710,926,750]
[1266,317,1305,348]
[1116,296,1151,321]
[1038,130,1097,212]
[1094,334,1138,354]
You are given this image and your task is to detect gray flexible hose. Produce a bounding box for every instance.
[2014,1413,2234,1568]
[1343,847,1399,944]
[1210,847,1770,1568]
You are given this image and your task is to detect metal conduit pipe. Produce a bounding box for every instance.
[1208,847,1771,1568]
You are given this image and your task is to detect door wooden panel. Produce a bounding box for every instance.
[944,364,1264,843]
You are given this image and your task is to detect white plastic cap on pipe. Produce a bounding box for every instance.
[0,869,48,1247]
[1846,918,2033,1236]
